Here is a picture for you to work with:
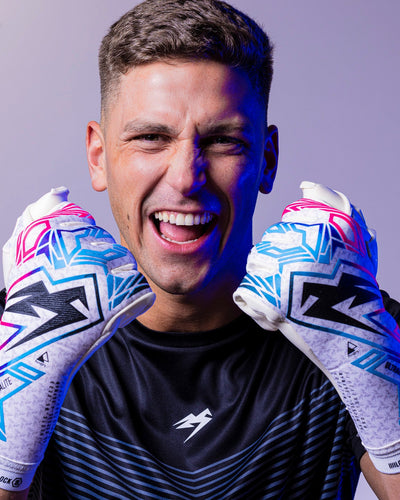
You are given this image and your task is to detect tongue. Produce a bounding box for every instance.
[159,221,205,242]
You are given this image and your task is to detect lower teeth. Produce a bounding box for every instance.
[161,234,199,244]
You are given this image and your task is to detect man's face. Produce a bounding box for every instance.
[87,60,278,301]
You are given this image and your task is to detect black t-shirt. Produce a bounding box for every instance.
[29,314,364,499]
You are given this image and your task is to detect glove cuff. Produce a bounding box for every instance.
[0,454,37,491]
[366,441,400,474]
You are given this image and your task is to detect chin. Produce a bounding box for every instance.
[157,279,204,296]
[148,269,213,297]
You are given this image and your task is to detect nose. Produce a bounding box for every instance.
[165,140,206,196]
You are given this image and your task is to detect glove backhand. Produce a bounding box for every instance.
[0,188,155,491]
[234,181,400,474]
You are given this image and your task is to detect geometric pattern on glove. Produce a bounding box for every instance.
[15,203,150,310]
[0,268,103,443]
[0,203,152,446]
[240,215,367,311]
[0,362,45,441]
[283,198,378,274]
[238,199,400,426]
[15,203,95,268]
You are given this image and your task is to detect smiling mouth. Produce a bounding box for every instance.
[152,211,215,244]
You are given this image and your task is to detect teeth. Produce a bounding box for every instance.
[185,214,194,226]
[176,213,185,226]
[154,211,213,226]
[161,235,198,245]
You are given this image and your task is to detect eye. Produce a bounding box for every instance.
[201,136,246,154]
[128,133,170,152]
[134,133,163,142]
[210,136,236,144]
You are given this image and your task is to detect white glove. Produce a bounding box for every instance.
[234,181,400,474]
[0,188,155,491]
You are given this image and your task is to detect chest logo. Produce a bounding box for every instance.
[173,408,212,442]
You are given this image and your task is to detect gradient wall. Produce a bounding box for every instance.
[1,1,399,497]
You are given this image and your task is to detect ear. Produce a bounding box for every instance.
[86,120,107,192]
[259,125,279,194]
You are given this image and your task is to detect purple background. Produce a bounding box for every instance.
[1,2,399,496]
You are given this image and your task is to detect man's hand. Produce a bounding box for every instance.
[0,188,155,492]
[234,181,400,474]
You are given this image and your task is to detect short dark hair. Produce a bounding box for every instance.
[99,0,274,119]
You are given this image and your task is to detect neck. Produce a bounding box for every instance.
[137,281,243,333]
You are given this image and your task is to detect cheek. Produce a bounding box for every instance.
[104,152,165,245]
[220,162,261,211]
[212,164,259,252]
[107,183,131,241]
[104,159,135,241]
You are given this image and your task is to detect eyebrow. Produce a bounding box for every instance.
[203,122,252,136]
[121,120,176,136]
[120,118,253,138]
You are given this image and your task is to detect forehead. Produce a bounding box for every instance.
[103,60,266,132]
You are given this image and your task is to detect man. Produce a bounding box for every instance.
[0,0,399,498]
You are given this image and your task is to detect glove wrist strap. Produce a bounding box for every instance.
[0,455,37,492]
[366,441,400,475]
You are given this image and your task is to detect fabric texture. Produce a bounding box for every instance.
[1,291,397,498]
[30,315,363,499]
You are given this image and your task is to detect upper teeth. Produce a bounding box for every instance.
[154,211,213,226]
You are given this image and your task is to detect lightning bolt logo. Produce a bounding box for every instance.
[0,273,102,442]
[4,281,89,350]
[301,271,382,335]
[173,408,212,442]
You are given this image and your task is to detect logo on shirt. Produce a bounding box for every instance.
[173,408,212,442]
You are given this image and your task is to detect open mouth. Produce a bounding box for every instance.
[152,211,215,244]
